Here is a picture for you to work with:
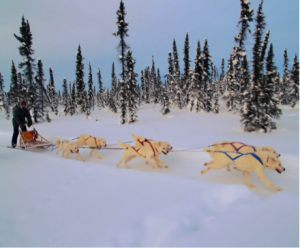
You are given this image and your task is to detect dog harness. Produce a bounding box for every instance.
[220,142,256,152]
[85,135,101,149]
[216,151,263,165]
[131,139,157,158]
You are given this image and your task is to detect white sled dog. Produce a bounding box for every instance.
[202,148,285,191]
[116,135,172,169]
[209,141,281,172]
[55,139,84,162]
[77,134,107,159]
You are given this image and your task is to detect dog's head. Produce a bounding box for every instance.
[71,142,80,153]
[96,137,107,147]
[267,155,285,174]
[155,141,172,155]
[262,146,281,158]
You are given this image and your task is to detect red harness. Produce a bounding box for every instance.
[131,139,157,158]
[220,142,256,152]
[85,135,101,149]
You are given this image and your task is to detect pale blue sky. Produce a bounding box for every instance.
[0,0,299,91]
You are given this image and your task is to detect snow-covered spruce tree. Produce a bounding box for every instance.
[87,63,94,114]
[202,38,212,112]
[232,0,254,102]
[223,53,239,112]
[219,58,225,95]
[109,62,118,114]
[125,49,138,123]
[166,51,175,105]
[150,56,158,104]
[57,90,62,106]
[93,86,96,110]
[187,66,197,112]
[261,43,282,130]
[14,16,36,108]
[84,90,90,119]
[173,39,183,109]
[18,72,26,101]
[34,59,47,117]
[46,111,52,122]
[161,83,171,115]
[244,0,269,132]
[75,45,85,113]
[119,79,127,124]
[47,67,58,115]
[97,68,105,109]
[193,40,204,112]
[280,48,291,105]
[239,52,251,115]
[8,61,19,107]
[157,68,163,104]
[4,92,10,120]
[113,0,130,83]
[182,32,191,105]
[140,70,145,103]
[0,73,4,112]
[105,88,110,108]
[62,78,68,115]
[290,54,299,108]
[144,67,151,104]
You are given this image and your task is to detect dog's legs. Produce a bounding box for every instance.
[91,149,102,159]
[201,162,228,175]
[226,164,231,172]
[124,156,135,169]
[65,151,70,159]
[146,156,160,168]
[75,152,85,162]
[204,160,214,166]
[244,171,255,188]
[62,149,66,158]
[56,148,61,155]
[256,171,282,191]
[154,157,167,168]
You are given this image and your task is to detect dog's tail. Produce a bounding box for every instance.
[117,139,131,149]
[131,133,138,141]
[55,139,61,147]
[203,147,215,158]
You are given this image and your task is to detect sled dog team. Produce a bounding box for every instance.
[55,134,285,191]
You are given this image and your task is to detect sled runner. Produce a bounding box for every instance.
[8,125,53,150]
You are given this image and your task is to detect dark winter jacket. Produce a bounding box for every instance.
[12,100,32,127]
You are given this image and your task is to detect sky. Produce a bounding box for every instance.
[0,0,299,91]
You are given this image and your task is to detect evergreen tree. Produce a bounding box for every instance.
[262,43,282,129]
[0,73,4,112]
[119,78,127,124]
[193,41,204,112]
[75,45,85,113]
[150,56,158,104]
[47,67,58,115]
[144,67,151,104]
[62,77,69,115]
[182,32,191,105]
[166,51,175,104]
[69,82,76,116]
[8,61,19,107]
[14,16,36,107]
[34,59,47,121]
[202,38,212,112]
[125,50,138,123]
[87,63,94,114]
[157,68,163,103]
[84,90,90,119]
[97,68,105,109]
[280,48,291,105]
[290,54,299,108]
[4,92,10,120]
[219,58,225,95]
[113,0,130,82]
[161,83,171,115]
[173,39,183,109]
[18,72,26,101]
[239,53,251,114]
[110,62,118,113]
[140,70,145,102]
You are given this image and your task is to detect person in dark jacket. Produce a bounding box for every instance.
[11,100,33,148]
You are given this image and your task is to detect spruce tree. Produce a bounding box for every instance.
[161,83,171,115]
[97,68,105,109]
[239,53,251,114]
[0,73,4,112]
[110,62,118,113]
[75,45,85,113]
[290,54,299,108]
[125,50,138,123]
[202,38,212,112]
[166,51,175,104]
[219,58,225,95]
[150,56,158,104]
[68,82,76,116]
[144,67,150,104]
[113,0,130,81]
[157,68,163,104]
[8,61,19,107]
[140,70,145,103]
[182,32,191,105]
[173,39,183,109]
[47,67,58,115]
[262,43,282,129]
[84,90,90,119]
[62,78,69,115]
[34,59,47,120]
[87,63,94,114]
[280,48,291,105]
[18,72,26,101]
[194,41,204,112]
[14,16,36,107]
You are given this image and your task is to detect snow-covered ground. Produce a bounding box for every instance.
[0,104,298,247]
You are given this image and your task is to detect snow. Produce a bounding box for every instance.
[0,104,298,247]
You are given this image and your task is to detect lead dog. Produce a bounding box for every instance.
[202,148,285,191]
[77,133,107,159]
[116,138,172,169]
[55,139,84,162]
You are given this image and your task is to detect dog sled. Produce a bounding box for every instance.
[8,125,53,151]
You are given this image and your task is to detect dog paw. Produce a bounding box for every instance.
[97,157,103,160]
[275,188,282,192]
[247,184,255,188]
[164,165,169,168]
[204,163,208,166]
[201,170,205,175]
